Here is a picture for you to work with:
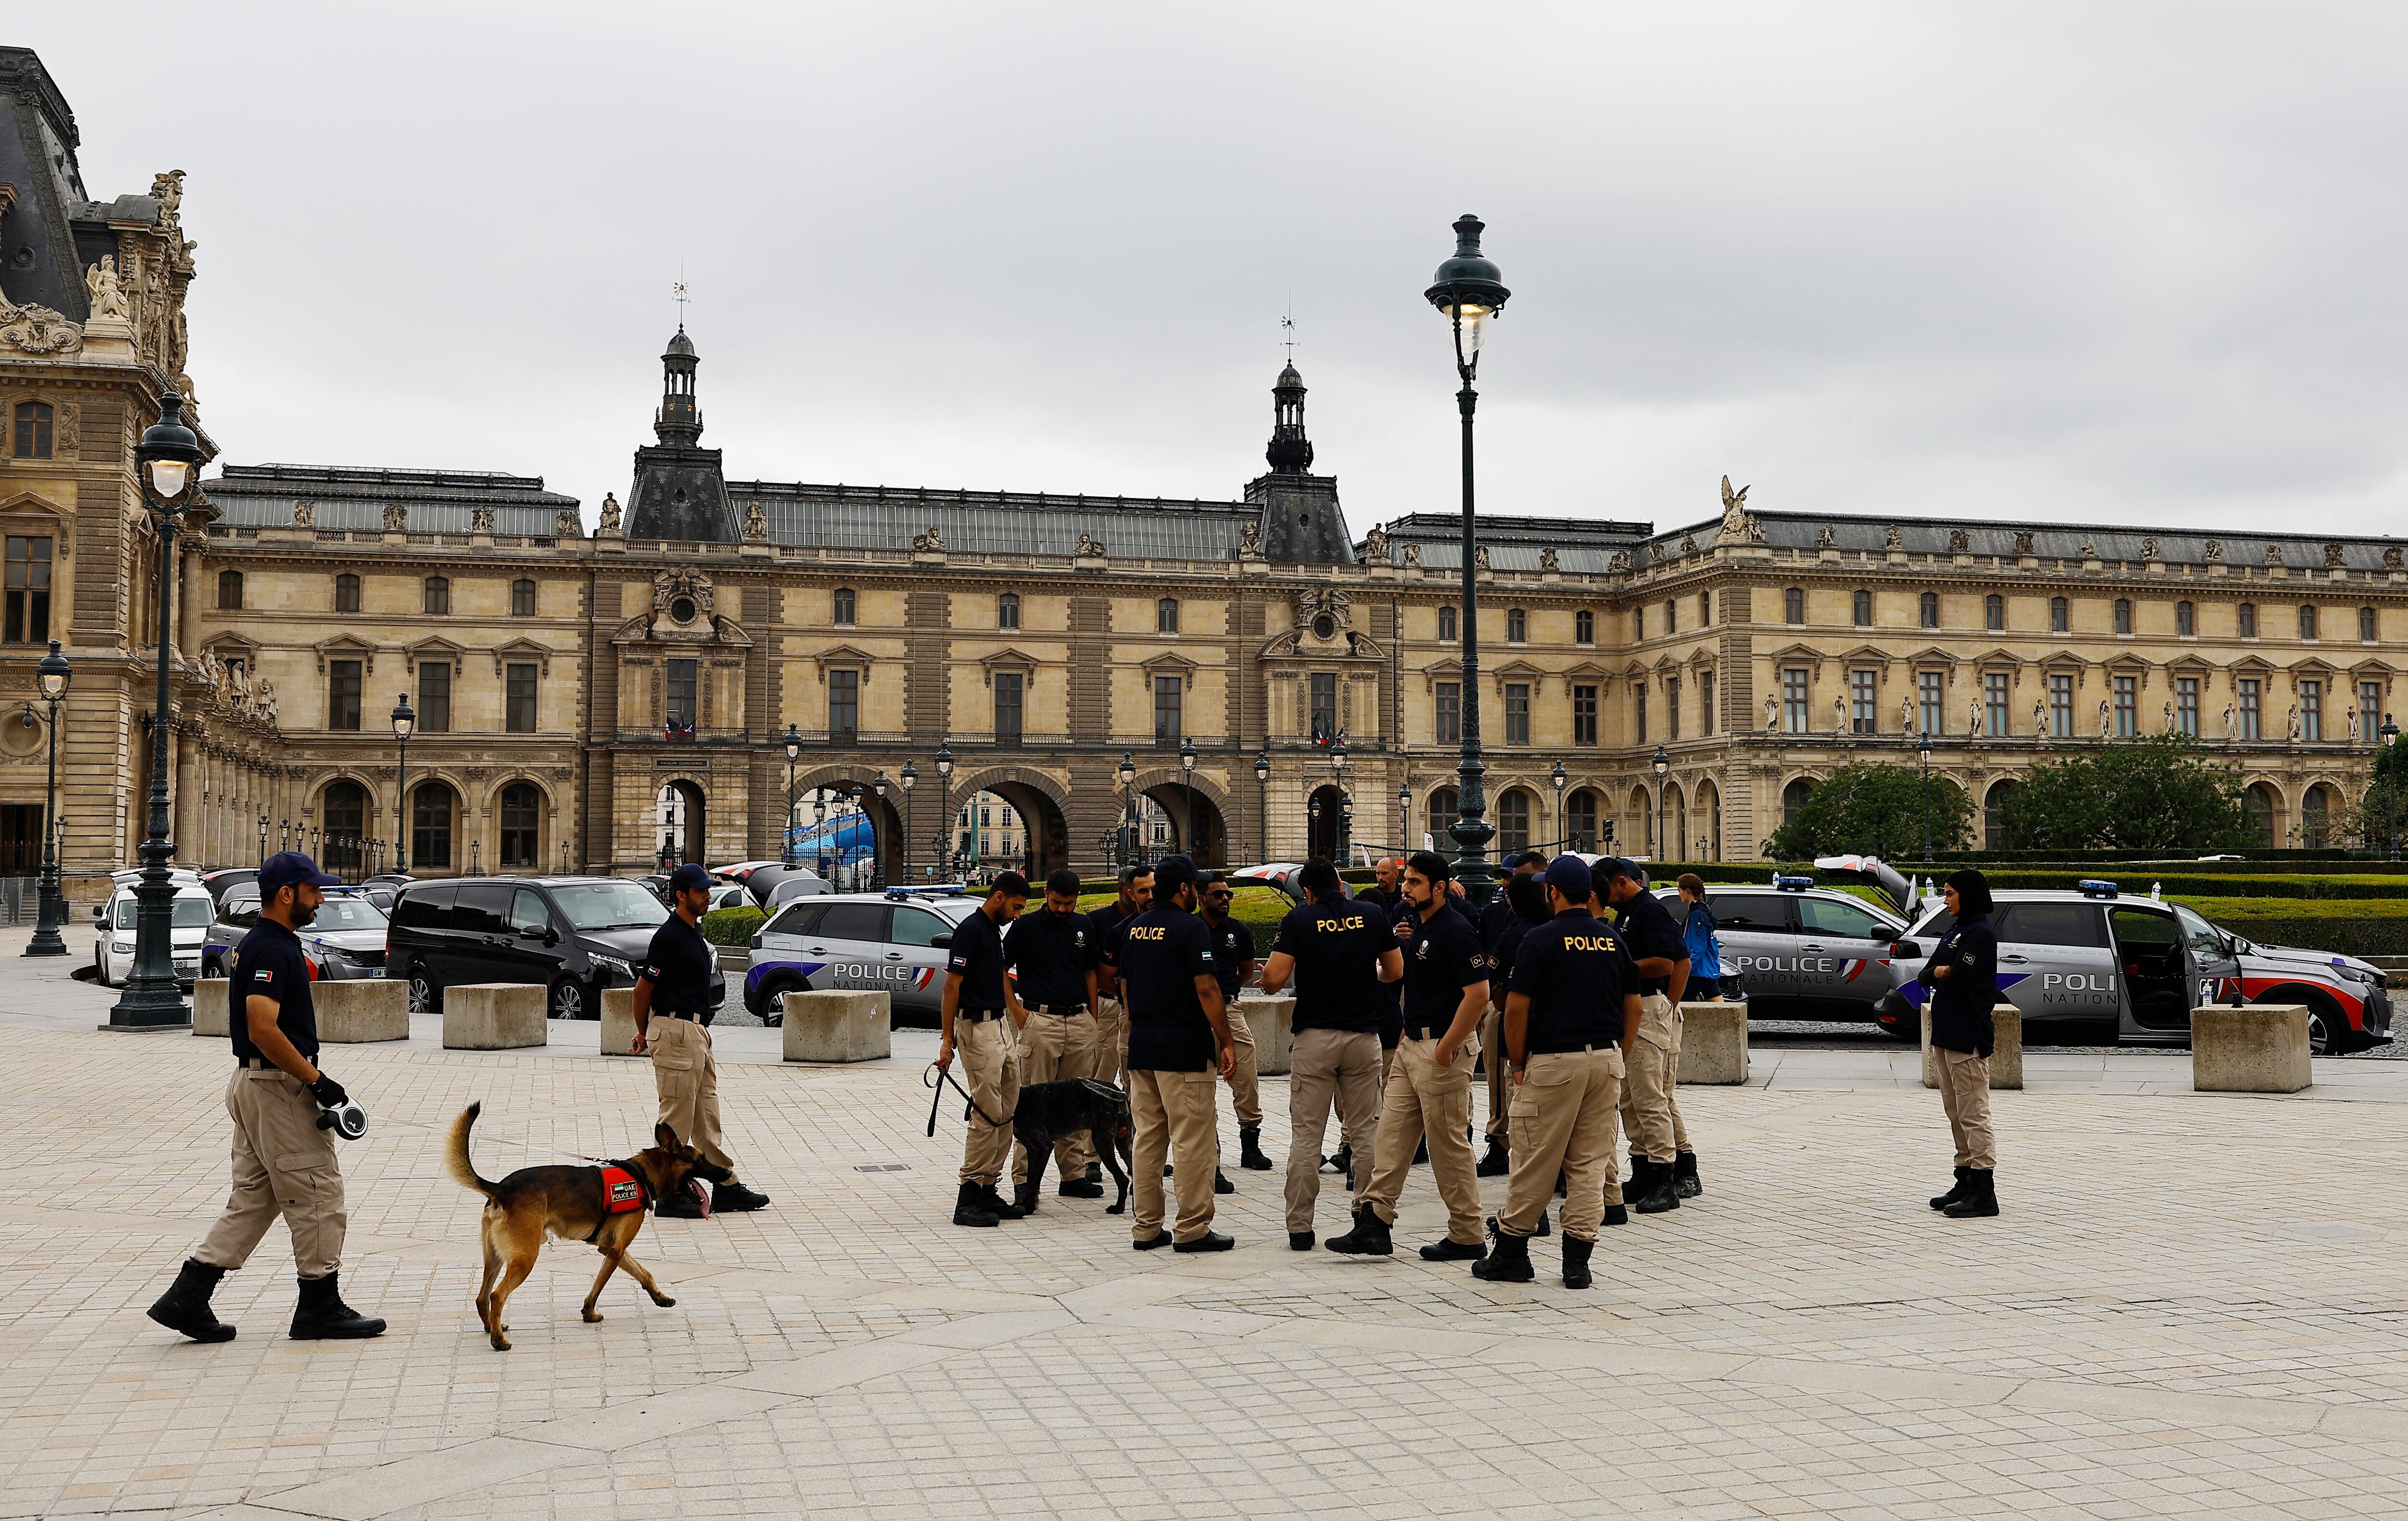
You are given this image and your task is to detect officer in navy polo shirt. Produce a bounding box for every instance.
[939,872,1031,1228]
[1113,855,1235,1252]
[1007,868,1106,1204]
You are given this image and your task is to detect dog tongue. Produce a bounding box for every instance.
[687,1178,712,1217]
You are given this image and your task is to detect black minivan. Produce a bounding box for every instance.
[387,875,724,1022]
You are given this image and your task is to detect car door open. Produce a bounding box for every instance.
[1794,894,1903,1021]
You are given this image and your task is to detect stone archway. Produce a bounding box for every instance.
[1139,781,1227,867]
[792,765,906,886]
[656,779,706,869]
[950,767,1072,879]
[1307,784,1346,863]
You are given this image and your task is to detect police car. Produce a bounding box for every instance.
[742,885,980,1026]
[1648,873,1913,1024]
[1884,880,2393,1055]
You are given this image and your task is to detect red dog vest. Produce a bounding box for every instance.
[600,1165,647,1214]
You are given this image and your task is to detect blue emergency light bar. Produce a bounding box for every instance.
[886,884,970,898]
[2077,879,2120,898]
[1772,875,1814,892]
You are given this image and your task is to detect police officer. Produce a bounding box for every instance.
[1087,865,1152,1094]
[1261,857,1402,1251]
[146,853,385,1342]
[632,863,771,1218]
[1474,855,1640,1289]
[1112,855,1236,1251]
[1007,868,1105,1206]
[1199,872,1274,1172]
[1476,851,1550,1176]
[1922,868,2001,1219]
[1601,858,1692,1215]
[940,872,1032,1227]
[1329,851,1491,1262]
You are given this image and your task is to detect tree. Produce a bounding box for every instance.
[1995,734,2255,852]
[1765,762,1972,860]
[2348,732,2408,855]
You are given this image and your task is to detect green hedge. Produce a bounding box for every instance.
[700,906,766,947]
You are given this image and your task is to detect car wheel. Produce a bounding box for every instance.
[199,958,224,979]
[756,976,802,1028]
[407,972,441,1014]
[2305,1000,2339,1057]
[549,977,588,1021]
[94,947,110,988]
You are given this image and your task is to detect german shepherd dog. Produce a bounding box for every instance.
[1009,1079,1135,1216]
[445,1101,731,1352]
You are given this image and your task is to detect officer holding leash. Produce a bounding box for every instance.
[147,852,385,1343]
[940,872,1033,1228]
[632,863,772,1219]
[1008,869,1106,1202]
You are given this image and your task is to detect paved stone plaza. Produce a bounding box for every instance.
[7,937,2408,1519]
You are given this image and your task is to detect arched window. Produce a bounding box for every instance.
[422,575,450,615]
[2176,600,2195,636]
[1566,788,1600,852]
[2302,784,2332,849]
[1781,778,1815,828]
[510,578,536,617]
[996,592,1020,629]
[1427,788,1458,839]
[2050,596,2068,633]
[499,782,541,868]
[2238,601,2257,637]
[833,587,856,625]
[2299,605,2318,640]
[2245,782,2277,846]
[1632,786,1658,852]
[1438,605,1458,641]
[2361,606,2379,642]
[1574,609,1594,644]
[1919,591,1940,628]
[1157,598,1179,633]
[1852,589,1872,626]
[1783,587,1804,624]
[411,781,456,869]
[2114,598,2133,635]
[217,569,243,610]
[1506,608,1527,642]
[1985,594,2003,631]
[335,573,360,613]
[1496,790,1531,854]
[321,781,367,876]
[1985,779,2017,850]
[11,402,51,459]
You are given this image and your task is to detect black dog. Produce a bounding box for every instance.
[1010,1079,1134,1216]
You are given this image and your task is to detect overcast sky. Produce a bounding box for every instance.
[26,4,2408,540]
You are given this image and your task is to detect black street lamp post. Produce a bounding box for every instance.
[280,818,290,853]
[109,393,203,1028]
[1329,738,1350,865]
[1918,730,1934,860]
[1255,750,1270,864]
[1398,781,1412,858]
[781,723,803,867]
[1178,735,1197,860]
[1652,744,1670,860]
[1118,753,1137,867]
[391,694,416,874]
[25,640,70,958]
[2383,715,2401,860]
[257,814,268,864]
[1425,216,1510,904]
[870,773,890,888]
[900,759,918,883]
[1550,759,1567,851]
[934,741,954,881]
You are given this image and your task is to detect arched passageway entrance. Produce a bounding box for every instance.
[1141,781,1225,867]
[1307,784,1348,863]
[961,779,1070,879]
[656,780,706,869]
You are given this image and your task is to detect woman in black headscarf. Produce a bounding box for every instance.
[1920,868,2000,1218]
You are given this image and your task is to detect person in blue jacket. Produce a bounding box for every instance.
[1920,868,2000,1219]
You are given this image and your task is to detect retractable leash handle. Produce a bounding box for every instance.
[315,1098,368,1140]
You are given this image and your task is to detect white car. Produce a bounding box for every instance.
[92,881,216,988]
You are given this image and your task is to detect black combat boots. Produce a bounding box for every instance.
[1930,1166,1972,1210]
[1471,1229,1535,1283]
[713,1180,771,1212]
[289,1273,386,1340]
[1325,1204,1394,1256]
[1323,1143,1353,1180]
[1942,1170,1999,1218]
[1215,1167,1235,1195]
[953,1181,999,1227]
[147,1259,236,1343]
[1633,1158,1681,1215]
[976,1182,1028,1220]
[1561,1235,1594,1290]
[1476,1136,1511,1177]
[1673,1152,1702,1198]
[1239,1126,1274,1170]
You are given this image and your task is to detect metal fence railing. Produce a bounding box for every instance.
[0,876,35,926]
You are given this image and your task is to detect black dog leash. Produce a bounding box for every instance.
[923,1063,1012,1135]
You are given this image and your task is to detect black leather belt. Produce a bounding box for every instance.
[1031,1003,1083,1016]
[958,1009,1005,1023]
[1405,1026,1448,1041]
[653,1011,702,1021]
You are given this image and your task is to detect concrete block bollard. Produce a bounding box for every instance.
[442,984,549,1050]
[600,988,641,1056]
[782,990,891,1063]
[2192,1004,2311,1093]
[193,977,229,1037]
[314,980,408,1042]
[1675,1001,1748,1084]
[1920,1004,2024,1090]
[1241,996,1294,1076]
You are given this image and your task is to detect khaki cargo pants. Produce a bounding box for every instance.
[1221,1003,1261,1128]
[1128,1067,1219,1243]
[1500,1045,1625,1243]
[1095,996,1129,1091]
[1285,1028,1383,1233]
[1481,1000,1509,1140]
[1361,1035,1485,1247]
[1937,1046,1996,1170]
[196,1064,347,1279]
[954,1015,1022,1186]
[1012,1006,1098,1184]
[1619,992,1690,1164]
[650,1015,737,1175]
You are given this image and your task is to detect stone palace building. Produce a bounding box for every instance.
[1,44,2396,893]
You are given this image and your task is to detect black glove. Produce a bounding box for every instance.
[309,1073,348,1108]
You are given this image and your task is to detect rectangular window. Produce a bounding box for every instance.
[2177,676,2199,736]
[1634,682,1648,742]
[827,668,859,738]
[328,660,362,731]
[1309,673,1338,741]
[419,662,452,734]
[1985,671,2009,737]
[1919,670,1944,735]
[2049,673,2072,737]
[2239,678,2261,741]
[505,663,538,733]
[2115,674,2136,738]
[2114,599,2133,635]
[1701,670,1715,735]
[2301,679,2322,742]
[1662,600,1675,635]
[1571,683,1597,746]
[667,658,698,733]
[3,536,51,645]
[1664,676,1681,741]
[1782,667,1808,733]
[1574,610,1593,644]
[2362,681,2382,742]
[1504,682,1531,745]
[1850,669,1876,734]
[1435,682,1461,744]
[993,672,1023,746]
[1153,675,1183,743]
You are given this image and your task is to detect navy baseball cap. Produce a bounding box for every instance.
[1153,854,1199,895]
[1543,854,1593,899]
[1598,857,1641,884]
[667,863,713,893]
[259,851,340,896]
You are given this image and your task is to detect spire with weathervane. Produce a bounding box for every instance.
[1266,360,1313,475]
[654,321,703,446]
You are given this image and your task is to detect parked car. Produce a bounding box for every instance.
[743,886,979,1026]
[1653,875,1912,1025]
[761,872,838,911]
[200,886,391,982]
[384,875,721,1022]
[199,868,259,907]
[1883,881,2392,1055]
[92,880,215,988]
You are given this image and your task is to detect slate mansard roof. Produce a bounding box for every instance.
[730,481,1258,560]
[203,464,578,536]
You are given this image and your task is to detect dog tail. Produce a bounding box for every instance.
[445,1102,503,1202]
